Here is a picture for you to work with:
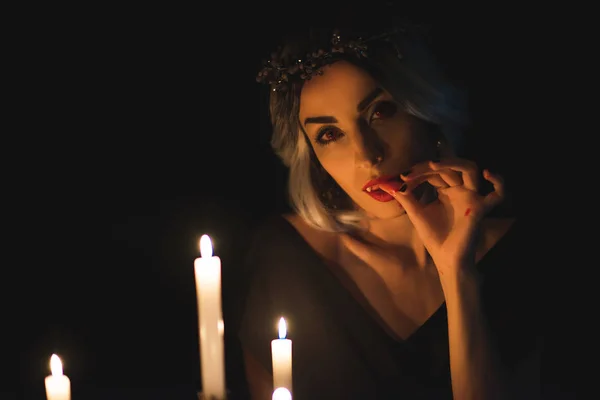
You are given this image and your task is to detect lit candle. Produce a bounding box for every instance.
[272,387,292,400]
[45,354,70,400]
[271,317,292,393]
[194,234,226,399]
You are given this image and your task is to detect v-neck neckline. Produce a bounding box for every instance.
[274,215,518,345]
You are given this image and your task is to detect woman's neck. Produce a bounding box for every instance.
[358,213,429,268]
[355,185,439,267]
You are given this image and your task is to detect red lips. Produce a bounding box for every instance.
[361,175,397,192]
[362,175,404,203]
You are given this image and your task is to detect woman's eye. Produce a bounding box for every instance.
[316,128,343,145]
[371,101,398,121]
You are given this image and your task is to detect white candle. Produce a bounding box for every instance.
[45,354,70,400]
[272,387,292,400]
[271,317,292,393]
[194,234,226,399]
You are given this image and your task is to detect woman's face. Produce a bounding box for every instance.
[299,61,437,219]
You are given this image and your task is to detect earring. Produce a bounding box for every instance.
[315,163,346,211]
[435,140,442,159]
[311,153,352,211]
[321,183,344,210]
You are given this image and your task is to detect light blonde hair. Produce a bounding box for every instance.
[269,31,469,232]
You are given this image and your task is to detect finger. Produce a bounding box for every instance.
[399,158,439,180]
[397,174,450,191]
[405,167,463,187]
[482,169,505,211]
[430,158,479,191]
[379,183,435,237]
[379,181,424,217]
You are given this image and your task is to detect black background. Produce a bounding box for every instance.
[6,2,542,398]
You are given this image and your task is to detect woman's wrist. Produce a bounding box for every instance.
[439,264,482,299]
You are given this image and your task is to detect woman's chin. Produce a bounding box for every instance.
[364,202,407,220]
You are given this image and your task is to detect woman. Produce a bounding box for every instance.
[238,25,540,399]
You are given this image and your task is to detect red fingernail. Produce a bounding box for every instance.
[464,208,471,216]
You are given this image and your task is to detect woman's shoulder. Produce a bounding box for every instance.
[476,216,523,274]
[244,213,302,251]
[248,212,338,252]
[282,213,339,263]
[242,213,337,273]
[479,217,517,256]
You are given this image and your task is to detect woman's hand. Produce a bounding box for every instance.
[380,157,505,278]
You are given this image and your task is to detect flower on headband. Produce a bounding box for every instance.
[256,28,401,92]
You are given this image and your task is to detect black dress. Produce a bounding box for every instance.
[238,215,540,399]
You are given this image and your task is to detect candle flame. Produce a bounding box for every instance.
[272,387,292,400]
[199,234,213,258]
[278,317,287,339]
[50,354,63,376]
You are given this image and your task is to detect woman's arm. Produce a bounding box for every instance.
[381,162,532,398]
[443,271,509,400]
[442,268,541,399]
[243,348,273,400]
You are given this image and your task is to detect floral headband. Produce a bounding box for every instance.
[256,28,405,92]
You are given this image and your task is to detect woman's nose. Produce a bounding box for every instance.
[354,120,385,169]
